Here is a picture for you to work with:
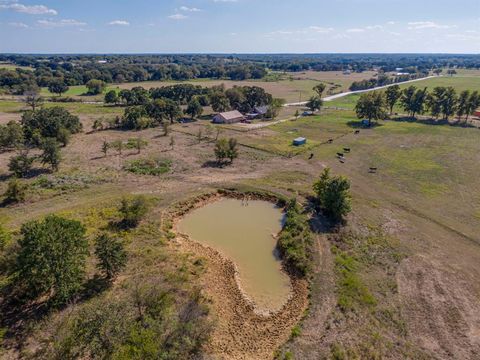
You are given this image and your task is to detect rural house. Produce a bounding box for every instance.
[247,105,269,120]
[212,110,245,124]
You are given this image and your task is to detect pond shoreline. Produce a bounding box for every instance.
[165,190,310,359]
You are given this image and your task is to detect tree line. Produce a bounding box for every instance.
[0,56,267,95]
[355,85,480,125]
[349,72,427,91]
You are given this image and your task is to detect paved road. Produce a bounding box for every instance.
[284,75,438,107]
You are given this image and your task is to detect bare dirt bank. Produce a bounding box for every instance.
[167,192,309,359]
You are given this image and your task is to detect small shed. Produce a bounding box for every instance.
[293,137,307,146]
[212,110,245,124]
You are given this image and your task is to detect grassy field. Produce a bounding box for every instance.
[0,62,33,71]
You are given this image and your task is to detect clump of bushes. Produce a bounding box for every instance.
[118,196,149,228]
[46,285,212,359]
[124,158,171,176]
[277,199,313,277]
[3,178,27,204]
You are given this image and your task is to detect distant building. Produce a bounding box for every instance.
[293,137,307,146]
[247,105,269,120]
[98,60,108,64]
[212,110,245,124]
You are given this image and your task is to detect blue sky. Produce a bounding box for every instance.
[0,0,479,53]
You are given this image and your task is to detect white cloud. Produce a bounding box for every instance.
[108,20,130,26]
[8,21,28,28]
[0,2,57,15]
[308,26,334,33]
[179,6,201,12]
[365,25,383,30]
[168,14,188,20]
[346,28,365,33]
[37,19,87,27]
[407,21,456,30]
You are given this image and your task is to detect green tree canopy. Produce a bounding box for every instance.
[21,107,82,144]
[86,79,107,95]
[355,91,387,125]
[385,85,401,115]
[40,137,62,171]
[15,215,88,305]
[313,168,352,222]
[306,96,323,112]
[48,79,69,97]
[186,97,203,119]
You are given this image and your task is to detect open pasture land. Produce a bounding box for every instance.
[0,62,33,71]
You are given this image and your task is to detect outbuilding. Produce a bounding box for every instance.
[212,110,245,124]
[293,137,307,146]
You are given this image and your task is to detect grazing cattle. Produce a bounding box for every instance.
[354,130,360,135]
[327,139,334,144]
[343,147,351,153]
[336,152,344,158]
[369,167,378,173]
[340,158,345,163]
[309,153,314,159]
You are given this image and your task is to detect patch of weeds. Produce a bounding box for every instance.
[290,325,302,339]
[31,172,107,193]
[124,158,171,176]
[333,247,377,311]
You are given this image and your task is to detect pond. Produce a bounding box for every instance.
[177,198,291,312]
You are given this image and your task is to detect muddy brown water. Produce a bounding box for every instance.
[177,198,292,312]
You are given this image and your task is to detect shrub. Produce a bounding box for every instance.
[0,120,24,150]
[277,199,313,277]
[48,285,211,359]
[94,233,128,280]
[3,178,27,204]
[124,158,171,176]
[214,137,239,164]
[14,215,88,305]
[40,137,62,171]
[119,196,149,228]
[56,127,71,147]
[313,168,352,222]
[8,151,35,178]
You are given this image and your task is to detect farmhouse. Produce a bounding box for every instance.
[212,110,245,124]
[247,105,269,120]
